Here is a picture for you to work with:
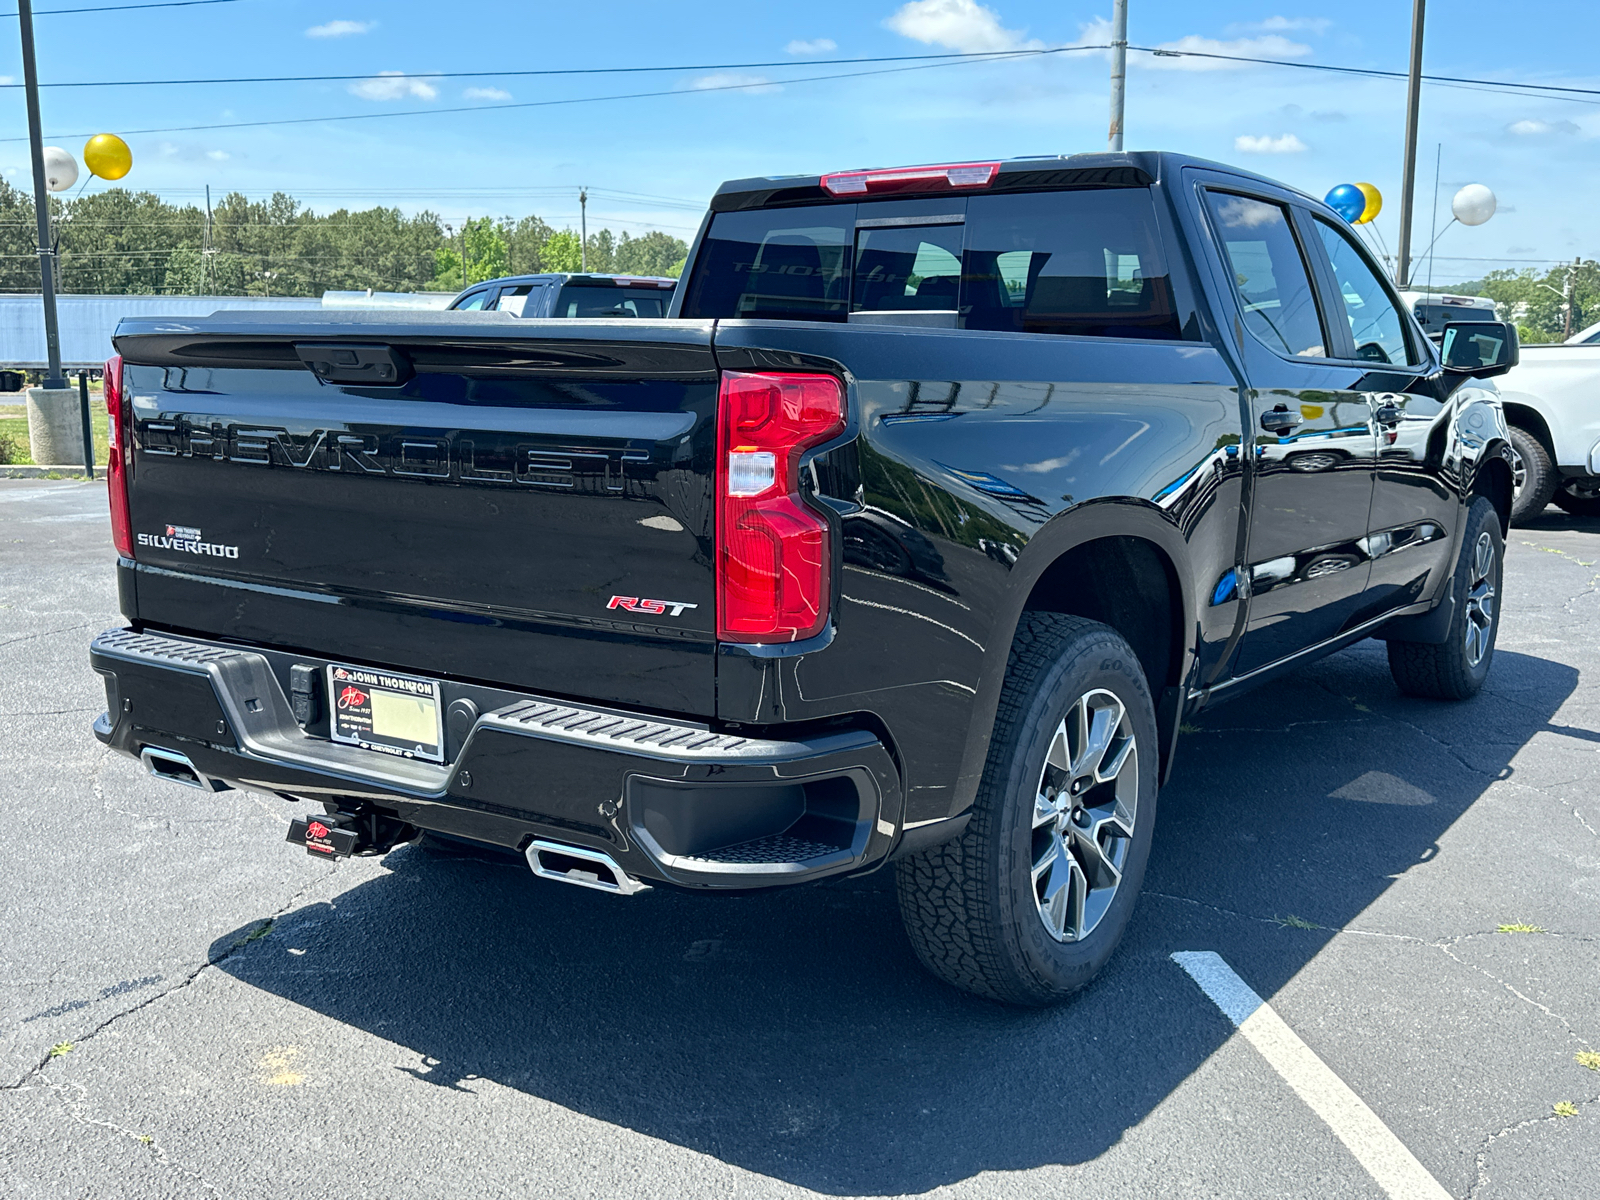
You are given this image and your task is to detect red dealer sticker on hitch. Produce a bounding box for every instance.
[327,664,444,763]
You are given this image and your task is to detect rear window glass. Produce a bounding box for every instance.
[682,188,1186,339]
[1413,302,1493,333]
[553,285,669,318]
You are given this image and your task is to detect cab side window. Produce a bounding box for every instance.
[453,290,490,311]
[1203,191,1327,358]
[1313,220,1418,366]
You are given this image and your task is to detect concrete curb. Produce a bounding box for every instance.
[0,465,101,480]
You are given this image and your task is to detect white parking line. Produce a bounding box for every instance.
[1172,951,1453,1200]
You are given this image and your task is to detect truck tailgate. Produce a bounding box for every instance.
[112,313,718,715]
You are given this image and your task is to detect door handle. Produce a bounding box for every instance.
[1373,401,1403,426]
[1259,405,1303,433]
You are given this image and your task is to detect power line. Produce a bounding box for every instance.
[0,0,242,15]
[3,47,1079,89]
[4,42,1598,102]
[0,47,1067,142]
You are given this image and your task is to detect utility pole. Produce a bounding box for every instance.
[1395,0,1426,287]
[18,0,65,389]
[579,188,588,272]
[1563,258,1578,340]
[201,184,213,295]
[1107,0,1128,151]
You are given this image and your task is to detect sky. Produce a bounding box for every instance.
[0,0,1594,283]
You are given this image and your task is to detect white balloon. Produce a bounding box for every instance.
[42,146,78,192]
[1452,183,1496,227]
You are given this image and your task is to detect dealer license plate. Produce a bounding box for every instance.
[327,664,444,763]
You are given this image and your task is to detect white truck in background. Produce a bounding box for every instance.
[1401,292,1600,523]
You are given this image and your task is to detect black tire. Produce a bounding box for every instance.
[896,614,1158,1006]
[1551,478,1600,518]
[1386,496,1503,701]
[1507,425,1557,524]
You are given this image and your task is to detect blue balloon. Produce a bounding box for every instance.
[1324,183,1366,224]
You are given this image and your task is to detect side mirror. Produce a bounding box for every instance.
[1441,321,1519,378]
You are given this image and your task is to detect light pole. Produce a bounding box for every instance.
[1107,0,1128,151]
[17,0,65,389]
[1395,0,1426,288]
[579,188,588,272]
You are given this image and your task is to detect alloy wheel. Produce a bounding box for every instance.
[1509,447,1526,501]
[1031,688,1139,942]
[1463,531,1497,668]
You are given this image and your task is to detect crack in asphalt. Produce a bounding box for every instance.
[1144,890,1597,1046]
[0,619,95,650]
[4,871,332,1093]
[1466,1088,1600,1200]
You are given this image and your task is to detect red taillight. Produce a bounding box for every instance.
[716,372,846,643]
[103,354,134,559]
[820,161,1000,197]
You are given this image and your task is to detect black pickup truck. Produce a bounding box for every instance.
[90,152,1518,1005]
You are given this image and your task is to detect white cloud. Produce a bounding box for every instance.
[685,72,780,94]
[1235,133,1309,154]
[885,0,1041,53]
[306,19,374,38]
[1508,118,1579,136]
[206,149,230,161]
[1227,16,1332,35]
[0,76,12,86]
[786,37,836,55]
[1148,34,1312,70]
[348,72,438,101]
[463,87,512,101]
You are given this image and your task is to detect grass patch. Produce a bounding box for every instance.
[1496,923,1546,934]
[0,403,111,467]
[1553,1101,1579,1118]
[48,1042,73,1058]
[1576,1051,1600,1072]
[1275,913,1321,930]
[1178,722,1202,734]
[231,919,274,949]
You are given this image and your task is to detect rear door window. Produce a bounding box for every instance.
[493,285,536,316]
[683,187,1185,339]
[1202,191,1328,358]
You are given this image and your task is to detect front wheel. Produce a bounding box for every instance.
[896,614,1158,1006]
[1386,496,1503,700]
[1551,478,1600,518]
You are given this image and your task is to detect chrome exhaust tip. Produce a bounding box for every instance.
[525,839,650,896]
[139,746,229,793]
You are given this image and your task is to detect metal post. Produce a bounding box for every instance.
[1564,258,1578,340]
[579,188,588,272]
[18,0,66,390]
[1395,0,1426,288]
[1107,0,1128,151]
[77,370,94,479]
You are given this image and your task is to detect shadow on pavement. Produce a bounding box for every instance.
[210,645,1577,1195]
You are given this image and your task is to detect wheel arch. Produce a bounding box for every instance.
[951,501,1199,814]
[1501,402,1555,461]
[1474,441,1515,535]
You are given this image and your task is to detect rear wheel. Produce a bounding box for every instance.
[1387,496,1502,700]
[1507,425,1557,524]
[1551,477,1600,518]
[896,614,1158,1006]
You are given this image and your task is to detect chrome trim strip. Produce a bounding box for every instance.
[525,839,650,896]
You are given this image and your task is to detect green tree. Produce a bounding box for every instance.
[614,230,689,277]
[540,230,583,273]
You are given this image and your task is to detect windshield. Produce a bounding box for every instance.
[552,286,669,318]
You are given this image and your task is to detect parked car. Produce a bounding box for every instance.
[91,151,1516,1006]
[449,272,677,318]
[1486,327,1600,520]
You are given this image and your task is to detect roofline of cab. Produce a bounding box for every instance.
[706,150,1325,214]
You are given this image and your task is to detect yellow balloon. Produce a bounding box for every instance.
[1354,181,1382,224]
[83,133,132,181]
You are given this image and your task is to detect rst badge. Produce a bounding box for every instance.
[608,596,699,618]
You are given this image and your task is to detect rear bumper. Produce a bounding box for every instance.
[89,627,902,890]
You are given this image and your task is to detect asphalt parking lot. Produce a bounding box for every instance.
[2,478,1597,1200]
